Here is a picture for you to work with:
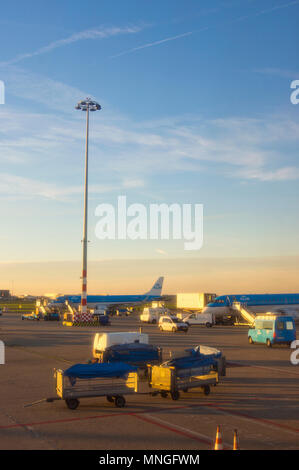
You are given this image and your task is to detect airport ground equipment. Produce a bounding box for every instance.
[50,362,139,409]
[248,314,296,347]
[231,301,256,325]
[21,312,41,321]
[233,429,240,450]
[148,345,224,400]
[183,312,215,327]
[62,301,98,326]
[191,345,226,376]
[140,307,166,324]
[93,332,149,359]
[174,293,217,311]
[158,315,189,332]
[95,342,162,369]
[148,363,218,400]
[214,426,224,450]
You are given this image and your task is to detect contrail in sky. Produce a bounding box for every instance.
[110,31,196,59]
[111,0,299,59]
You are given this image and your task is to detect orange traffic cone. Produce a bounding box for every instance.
[233,429,240,450]
[214,425,224,450]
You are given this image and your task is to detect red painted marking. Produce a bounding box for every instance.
[3,399,299,439]
[82,285,87,292]
[133,414,213,448]
[81,299,87,306]
[202,403,299,434]
[82,270,87,277]
[0,405,189,430]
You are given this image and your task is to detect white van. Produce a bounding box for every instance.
[159,316,188,333]
[140,307,165,324]
[183,312,214,327]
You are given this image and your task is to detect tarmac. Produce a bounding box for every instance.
[0,313,298,450]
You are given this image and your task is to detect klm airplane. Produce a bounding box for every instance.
[202,293,299,319]
[50,277,164,310]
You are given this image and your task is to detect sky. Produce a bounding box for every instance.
[0,0,298,295]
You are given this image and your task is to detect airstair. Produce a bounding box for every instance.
[63,301,79,323]
[231,302,256,325]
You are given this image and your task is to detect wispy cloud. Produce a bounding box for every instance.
[254,67,299,79]
[1,67,299,198]
[110,31,194,58]
[0,25,143,66]
[236,166,299,182]
[0,173,145,201]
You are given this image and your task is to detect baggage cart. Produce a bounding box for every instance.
[148,364,218,400]
[51,366,138,409]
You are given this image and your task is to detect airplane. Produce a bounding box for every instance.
[50,277,164,310]
[202,293,299,320]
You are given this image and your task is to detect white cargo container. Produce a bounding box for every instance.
[93,332,149,358]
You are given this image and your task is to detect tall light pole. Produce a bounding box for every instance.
[75,98,101,319]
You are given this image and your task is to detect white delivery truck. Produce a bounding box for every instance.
[183,312,215,327]
[93,332,149,359]
[140,307,165,324]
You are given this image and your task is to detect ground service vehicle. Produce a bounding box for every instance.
[92,312,110,325]
[140,307,165,324]
[159,316,188,333]
[93,332,149,359]
[43,310,60,321]
[22,312,41,321]
[248,314,296,347]
[183,312,214,327]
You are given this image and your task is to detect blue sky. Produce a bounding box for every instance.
[0,0,298,294]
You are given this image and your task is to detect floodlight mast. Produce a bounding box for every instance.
[75,98,101,318]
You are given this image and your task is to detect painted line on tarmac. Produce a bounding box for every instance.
[6,344,73,364]
[2,398,299,439]
[228,361,299,377]
[0,401,233,431]
[0,404,194,430]
[201,402,299,436]
[133,413,231,449]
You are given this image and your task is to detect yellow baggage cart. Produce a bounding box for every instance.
[148,364,218,400]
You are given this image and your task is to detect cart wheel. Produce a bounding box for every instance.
[266,339,272,348]
[106,395,114,403]
[171,390,180,401]
[161,391,168,398]
[172,327,176,333]
[248,336,254,344]
[65,398,79,410]
[203,385,210,396]
[114,396,126,408]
